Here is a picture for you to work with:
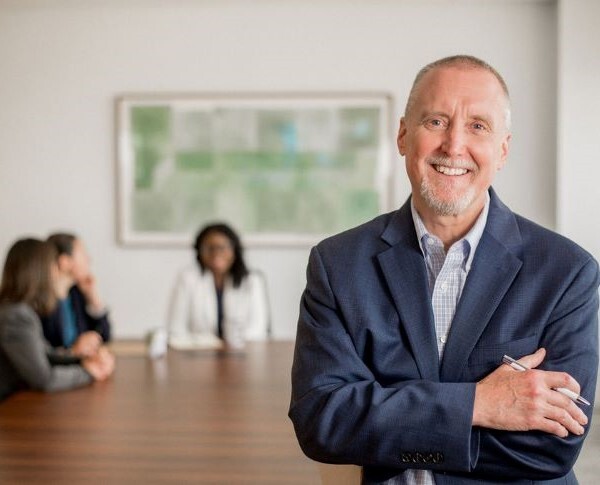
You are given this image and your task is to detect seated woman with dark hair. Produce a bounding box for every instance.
[167,223,270,350]
[41,233,111,358]
[0,238,114,402]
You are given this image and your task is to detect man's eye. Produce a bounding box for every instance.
[426,119,444,128]
[472,122,487,131]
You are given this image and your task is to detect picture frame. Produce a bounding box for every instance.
[116,93,394,247]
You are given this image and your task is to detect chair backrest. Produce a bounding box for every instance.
[252,269,272,338]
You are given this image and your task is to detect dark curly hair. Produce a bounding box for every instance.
[194,223,249,288]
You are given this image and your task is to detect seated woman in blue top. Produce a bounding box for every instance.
[40,233,111,358]
[167,223,270,350]
[0,238,115,402]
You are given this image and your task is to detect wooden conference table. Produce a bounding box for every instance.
[0,341,321,484]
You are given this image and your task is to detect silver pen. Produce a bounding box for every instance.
[502,355,590,406]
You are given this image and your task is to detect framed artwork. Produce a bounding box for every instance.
[116,93,394,247]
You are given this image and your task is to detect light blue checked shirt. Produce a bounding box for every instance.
[395,194,490,485]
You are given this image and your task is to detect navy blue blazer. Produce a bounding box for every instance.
[40,285,111,348]
[289,189,599,484]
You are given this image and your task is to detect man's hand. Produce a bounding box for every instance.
[82,347,115,381]
[71,331,102,358]
[473,348,588,438]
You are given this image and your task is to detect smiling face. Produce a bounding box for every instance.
[398,65,511,223]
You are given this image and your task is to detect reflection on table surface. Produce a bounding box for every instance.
[0,341,319,484]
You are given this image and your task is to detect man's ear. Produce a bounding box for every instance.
[497,132,511,170]
[397,118,407,156]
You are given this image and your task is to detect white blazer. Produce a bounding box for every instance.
[167,265,269,348]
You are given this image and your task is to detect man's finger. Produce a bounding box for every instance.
[543,371,582,396]
[517,347,546,369]
[546,389,588,425]
[544,404,585,436]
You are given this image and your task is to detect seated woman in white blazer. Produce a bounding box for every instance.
[167,223,269,350]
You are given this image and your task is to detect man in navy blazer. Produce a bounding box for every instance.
[289,55,599,484]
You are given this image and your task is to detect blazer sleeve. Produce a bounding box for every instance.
[290,245,600,481]
[0,307,93,393]
[71,286,111,342]
[467,256,600,481]
[83,310,111,342]
[289,246,478,474]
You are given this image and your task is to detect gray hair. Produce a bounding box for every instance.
[404,55,511,130]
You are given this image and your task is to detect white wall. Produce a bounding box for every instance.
[0,0,559,338]
[556,0,600,403]
[557,0,600,260]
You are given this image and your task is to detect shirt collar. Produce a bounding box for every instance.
[411,191,490,272]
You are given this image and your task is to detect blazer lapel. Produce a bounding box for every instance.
[440,190,523,381]
[377,202,440,381]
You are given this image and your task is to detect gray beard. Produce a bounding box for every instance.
[419,179,476,216]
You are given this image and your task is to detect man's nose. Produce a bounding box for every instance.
[440,123,466,158]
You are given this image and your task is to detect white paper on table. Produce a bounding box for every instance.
[168,334,224,350]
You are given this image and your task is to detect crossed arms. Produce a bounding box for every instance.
[289,245,599,481]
